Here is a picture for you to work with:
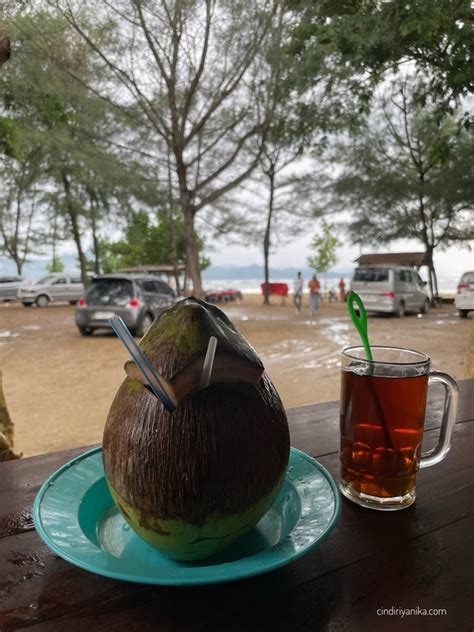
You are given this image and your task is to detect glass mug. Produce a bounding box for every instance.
[339,346,459,510]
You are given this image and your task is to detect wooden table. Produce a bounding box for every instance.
[1,379,473,631]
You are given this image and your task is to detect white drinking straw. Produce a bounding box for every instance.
[199,336,218,390]
[108,315,176,412]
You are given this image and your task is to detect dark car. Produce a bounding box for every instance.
[75,274,179,337]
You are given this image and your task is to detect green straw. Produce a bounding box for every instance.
[346,291,373,362]
[346,291,393,450]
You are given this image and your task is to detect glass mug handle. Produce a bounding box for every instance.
[420,371,459,469]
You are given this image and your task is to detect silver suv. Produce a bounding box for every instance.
[75,274,179,336]
[18,273,87,307]
[350,266,430,317]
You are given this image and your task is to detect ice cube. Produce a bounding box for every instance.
[373,447,397,475]
[396,447,416,475]
[351,441,372,469]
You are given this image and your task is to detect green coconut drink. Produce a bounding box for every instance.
[103,298,290,561]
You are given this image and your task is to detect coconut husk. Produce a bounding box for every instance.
[103,372,290,526]
[126,297,265,406]
[124,350,264,407]
[139,297,263,382]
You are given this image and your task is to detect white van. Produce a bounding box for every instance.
[455,271,474,318]
[350,266,430,317]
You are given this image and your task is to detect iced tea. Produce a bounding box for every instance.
[340,369,428,499]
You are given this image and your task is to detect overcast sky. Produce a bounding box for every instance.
[208,232,473,282]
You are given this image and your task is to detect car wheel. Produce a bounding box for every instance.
[136,312,154,337]
[395,301,405,317]
[458,310,468,319]
[36,294,49,308]
[22,302,32,307]
[420,299,430,314]
[78,327,93,336]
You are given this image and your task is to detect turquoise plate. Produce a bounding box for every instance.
[33,446,340,586]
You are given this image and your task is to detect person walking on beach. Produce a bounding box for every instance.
[338,277,346,302]
[293,272,303,314]
[308,274,321,316]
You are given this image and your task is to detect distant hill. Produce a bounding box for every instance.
[0,255,79,281]
[202,264,353,279]
[1,257,353,282]
[0,257,458,291]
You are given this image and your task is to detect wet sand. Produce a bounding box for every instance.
[0,296,471,456]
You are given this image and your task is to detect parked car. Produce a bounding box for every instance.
[18,273,89,307]
[455,271,474,318]
[350,266,430,317]
[0,276,26,302]
[205,288,242,303]
[75,274,179,336]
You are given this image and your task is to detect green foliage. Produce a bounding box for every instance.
[0,12,150,280]
[2,1,469,289]
[288,0,473,109]
[0,117,19,157]
[46,256,64,272]
[307,220,341,274]
[320,79,473,252]
[98,210,209,273]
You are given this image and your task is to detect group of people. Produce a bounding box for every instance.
[293,272,346,315]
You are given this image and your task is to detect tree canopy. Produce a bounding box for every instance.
[48,0,288,296]
[0,12,151,280]
[0,1,471,294]
[307,220,341,279]
[317,78,473,297]
[288,0,473,104]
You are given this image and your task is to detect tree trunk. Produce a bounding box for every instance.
[62,174,88,287]
[167,151,181,294]
[183,265,188,296]
[263,165,275,306]
[90,203,101,274]
[170,217,181,294]
[174,141,203,297]
[183,208,202,298]
[425,247,435,305]
[52,211,58,267]
[12,185,23,275]
[432,263,439,299]
[2,231,23,275]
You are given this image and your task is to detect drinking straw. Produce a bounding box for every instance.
[108,315,176,412]
[346,292,393,450]
[199,336,218,390]
[346,292,373,362]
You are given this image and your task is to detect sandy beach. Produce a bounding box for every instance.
[0,295,471,457]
